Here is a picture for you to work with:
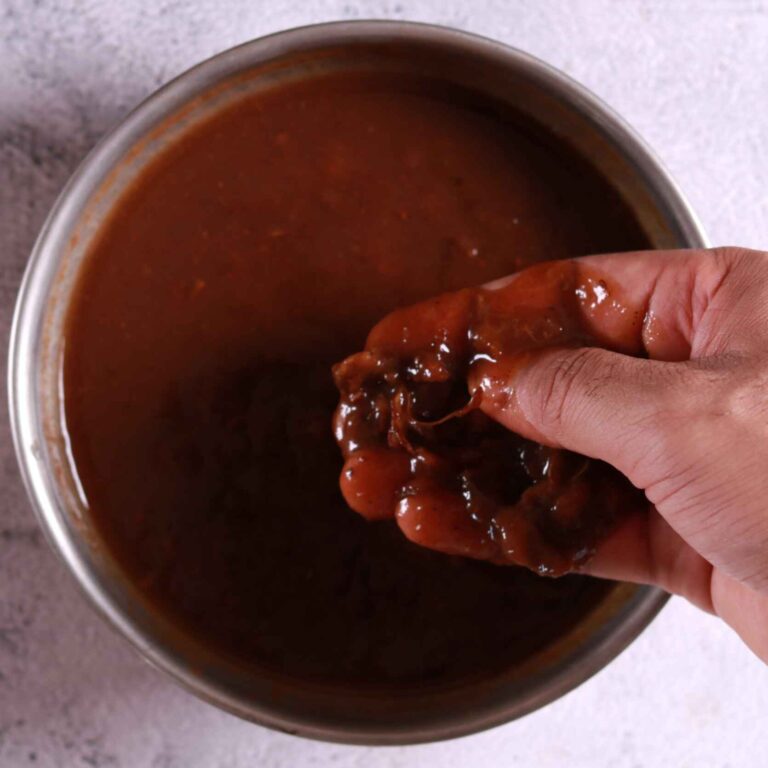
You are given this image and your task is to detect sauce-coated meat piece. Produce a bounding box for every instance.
[333,260,645,575]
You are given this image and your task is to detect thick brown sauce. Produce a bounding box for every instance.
[333,261,645,576]
[63,73,649,686]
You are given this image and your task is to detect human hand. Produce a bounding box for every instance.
[473,247,768,662]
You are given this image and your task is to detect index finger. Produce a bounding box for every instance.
[484,249,706,362]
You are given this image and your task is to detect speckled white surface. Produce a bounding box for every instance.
[2,1,768,766]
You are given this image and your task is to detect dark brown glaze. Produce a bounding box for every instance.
[63,72,649,687]
[334,260,646,576]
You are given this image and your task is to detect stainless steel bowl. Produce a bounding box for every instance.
[8,21,707,744]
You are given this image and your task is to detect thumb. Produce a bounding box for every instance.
[471,347,689,482]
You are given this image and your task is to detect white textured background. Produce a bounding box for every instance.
[2,1,768,766]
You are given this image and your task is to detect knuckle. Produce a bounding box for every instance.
[707,246,768,298]
[680,356,762,417]
[709,245,767,268]
[717,359,768,420]
[707,247,768,282]
[527,347,601,433]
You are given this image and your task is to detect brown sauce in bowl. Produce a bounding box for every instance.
[63,72,649,687]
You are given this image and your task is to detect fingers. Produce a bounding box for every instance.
[589,510,768,663]
[576,247,768,358]
[471,346,692,481]
[575,248,703,361]
[482,249,695,362]
[484,247,768,360]
[711,571,768,663]
[469,248,763,479]
[582,508,715,613]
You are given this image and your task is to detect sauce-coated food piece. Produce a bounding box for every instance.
[334,260,645,575]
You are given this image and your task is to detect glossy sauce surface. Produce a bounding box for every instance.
[64,73,649,686]
[334,260,645,576]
